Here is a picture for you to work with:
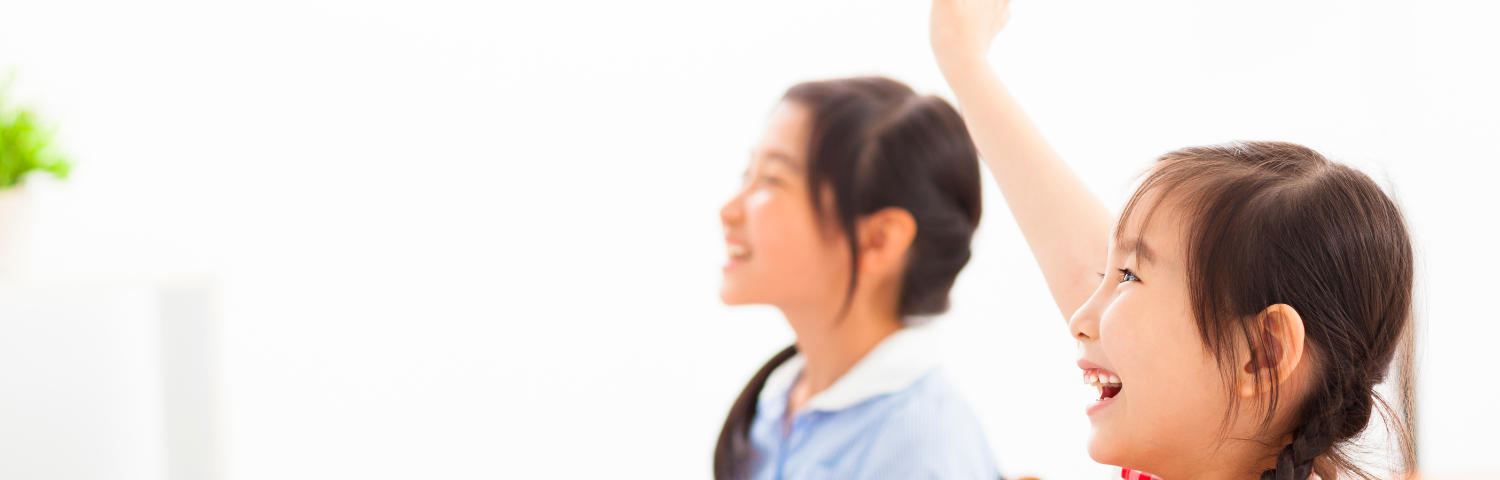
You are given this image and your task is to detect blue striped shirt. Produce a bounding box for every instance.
[747,327,999,480]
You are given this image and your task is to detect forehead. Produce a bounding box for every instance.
[753,102,812,168]
[1113,193,1189,266]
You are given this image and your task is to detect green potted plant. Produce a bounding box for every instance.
[0,79,73,277]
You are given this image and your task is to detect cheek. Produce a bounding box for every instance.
[1099,296,1164,394]
[1101,291,1233,443]
[1102,288,1211,385]
[746,193,808,262]
[743,194,844,286]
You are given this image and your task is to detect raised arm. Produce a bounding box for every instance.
[929,0,1113,320]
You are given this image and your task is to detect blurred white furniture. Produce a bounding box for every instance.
[0,282,219,480]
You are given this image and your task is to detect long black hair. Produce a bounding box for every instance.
[713,77,983,480]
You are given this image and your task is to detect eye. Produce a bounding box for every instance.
[1118,268,1140,283]
[758,175,782,186]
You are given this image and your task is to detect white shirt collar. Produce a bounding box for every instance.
[760,324,944,413]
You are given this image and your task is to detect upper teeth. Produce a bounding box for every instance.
[727,244,749,258]
[1082,369,1121,386]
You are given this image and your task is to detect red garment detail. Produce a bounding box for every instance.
[1122,468,1164,480]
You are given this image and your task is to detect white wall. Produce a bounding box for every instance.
[0,1,1496,479]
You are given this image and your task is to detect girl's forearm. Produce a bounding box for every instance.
[941,59,1113,320]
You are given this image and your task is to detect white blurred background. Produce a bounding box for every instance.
[0,1,1496,479]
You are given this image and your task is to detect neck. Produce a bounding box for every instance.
[780,294,903,409]
[1154,434,1288,480]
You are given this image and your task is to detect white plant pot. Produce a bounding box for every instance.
[0,187,30,281]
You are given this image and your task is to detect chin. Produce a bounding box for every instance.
[1086,424,1129,469]
[718,283,750,306]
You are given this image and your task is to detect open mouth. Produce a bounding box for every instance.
[1083,368,1123,400]
[726,243,751,261]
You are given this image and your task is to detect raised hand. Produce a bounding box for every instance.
[929,0,1012,75]
[928,0,1114,321]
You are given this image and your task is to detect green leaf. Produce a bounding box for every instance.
[0,79,74,189]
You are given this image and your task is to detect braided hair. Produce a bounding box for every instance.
[1119,142,1415,480]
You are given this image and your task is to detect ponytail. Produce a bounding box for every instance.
[712,77,981,478]
[714,345,797,480]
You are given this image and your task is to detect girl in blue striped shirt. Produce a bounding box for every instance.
[714,77,1000,480]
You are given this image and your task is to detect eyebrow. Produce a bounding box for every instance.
[762,151,801,170]
[1115,237,1158,266]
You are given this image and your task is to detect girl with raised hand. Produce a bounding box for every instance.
[929,1,1415,480]
[714,77,999,480]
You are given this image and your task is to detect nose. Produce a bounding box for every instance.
[1068,278,1107,341]
[720,188,745,228]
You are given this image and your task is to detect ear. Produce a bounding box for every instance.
[1237,304,1308,397]
[855,207,917,277]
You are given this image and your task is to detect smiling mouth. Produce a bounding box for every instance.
[726,244,751,260]
[1083,368,1123,400]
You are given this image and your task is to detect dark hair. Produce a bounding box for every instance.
[1118,141,1415,480]
[713,77,983,480]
